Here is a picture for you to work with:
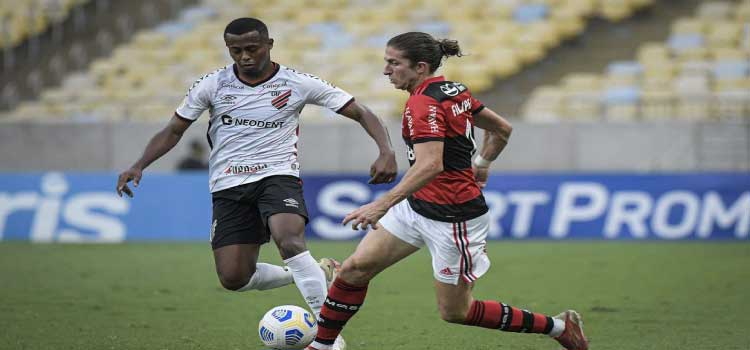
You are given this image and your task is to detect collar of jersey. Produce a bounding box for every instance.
[232,62,280,88]
[411,75,445,95]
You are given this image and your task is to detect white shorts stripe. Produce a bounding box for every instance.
[464,221,479,281]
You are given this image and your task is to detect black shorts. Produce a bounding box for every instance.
[210,175,308,249]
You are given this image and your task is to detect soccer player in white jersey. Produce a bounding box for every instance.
[116,18,397,349]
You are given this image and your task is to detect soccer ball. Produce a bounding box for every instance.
[258,305,317,349]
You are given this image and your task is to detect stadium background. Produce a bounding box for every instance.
[1,0,749,349]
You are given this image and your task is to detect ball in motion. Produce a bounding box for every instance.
[258,305,318,349]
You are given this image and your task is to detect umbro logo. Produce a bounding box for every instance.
[217,94,236,105]
[283,198,299,208]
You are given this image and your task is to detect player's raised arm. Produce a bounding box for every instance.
[471,107,513,188]
[337,101,397,184]
[116,114,193,197]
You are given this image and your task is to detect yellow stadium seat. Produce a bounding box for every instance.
[673,46,710,61]
[527,22,563,49]
[598,0,635,22]
[563,89,602,120]
[640,89,674,120]
[706,22,742,48]
[714,78,750,91]
[638,42,671,62]
[696,1,733,20]
[605,103,639,121]
[671,18,706,35]
[711,47,749,61]
[522,86,565,122]
[550,7,587,39]
[562,73,601,90]
[482,48,522,78]
[515,40,546,65]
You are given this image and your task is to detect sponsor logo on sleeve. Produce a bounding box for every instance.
[427,105,439,133]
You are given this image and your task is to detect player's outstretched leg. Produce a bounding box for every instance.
[236,263,294,290]
[308,227,419,350]
[462,299,562,334]
[213,244,295,291]
[435,279,587,349]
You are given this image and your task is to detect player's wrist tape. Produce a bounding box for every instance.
[473,155,492,168]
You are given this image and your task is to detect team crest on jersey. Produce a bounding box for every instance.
[271,89,292,109]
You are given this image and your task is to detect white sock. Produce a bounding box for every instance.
[237,263,294,291]
[548,317,566,338]
[284,251,327,317]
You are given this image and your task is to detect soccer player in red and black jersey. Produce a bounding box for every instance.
[306,32,588,350]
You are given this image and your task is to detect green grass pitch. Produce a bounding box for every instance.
[1,241,749,350]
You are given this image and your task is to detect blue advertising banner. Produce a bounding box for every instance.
[0,172,748,242]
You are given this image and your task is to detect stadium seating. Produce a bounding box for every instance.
[2,0,654,122]
[523,0,750,122]
[0,0,90,49]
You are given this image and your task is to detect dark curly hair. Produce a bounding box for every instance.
[386,32,463,73]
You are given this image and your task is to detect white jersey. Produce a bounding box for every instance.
[176,63,354,193]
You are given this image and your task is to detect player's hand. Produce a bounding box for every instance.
[116,167,143,198]
[473,165,489,189]
[368,151,397,184]
[342,200,389,231]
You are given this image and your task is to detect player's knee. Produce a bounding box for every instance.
[275,237,306,259]
[217,270,252,291]
[339,256,377,284]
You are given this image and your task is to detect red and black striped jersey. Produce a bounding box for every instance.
[401,75,488,222]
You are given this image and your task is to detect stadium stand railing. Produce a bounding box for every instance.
[522,0,750,122]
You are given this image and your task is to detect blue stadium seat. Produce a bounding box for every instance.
[513,3,548,24]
